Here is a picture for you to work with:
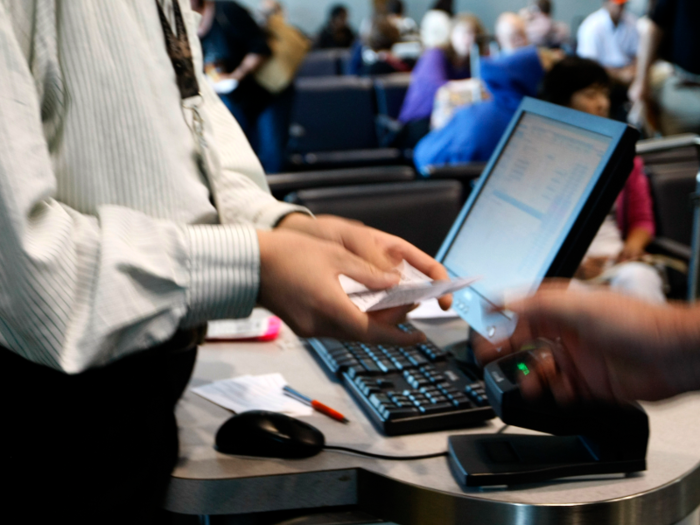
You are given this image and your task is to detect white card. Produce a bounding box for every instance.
[340,261,479,313]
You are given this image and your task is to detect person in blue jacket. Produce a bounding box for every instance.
[414,46,546,174]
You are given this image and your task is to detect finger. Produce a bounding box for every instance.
[390,238,449,282]
[336,302,427,346]
[336,249,401,290]
[365,317,426,346]
[368,304,416,326]
[437,293,453,310]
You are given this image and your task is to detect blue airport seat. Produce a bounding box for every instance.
[373,73,412,120]
[289,76,379,152]
[285,180,463,255]
[296,50,345,77]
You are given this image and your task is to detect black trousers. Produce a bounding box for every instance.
[1,336,198,524]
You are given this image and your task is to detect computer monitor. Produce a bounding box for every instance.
[435,97,639,343]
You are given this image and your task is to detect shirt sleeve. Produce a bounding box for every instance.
[0,1,264,374]
[576,18,603,62]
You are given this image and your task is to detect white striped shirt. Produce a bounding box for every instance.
[0,0,306,373]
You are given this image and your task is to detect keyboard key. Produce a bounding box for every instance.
[357,358,381,374]
[437,382,457,393]
[406,353,429,366]
[418,402,454,415]
[369,393,392,409]
[384,407,420,420]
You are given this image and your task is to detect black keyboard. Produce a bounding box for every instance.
[304,323,495,436]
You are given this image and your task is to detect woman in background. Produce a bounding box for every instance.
[359,17,411,76]
[194,0,290,173]
[541,56,664,303]
[398,13,487,147]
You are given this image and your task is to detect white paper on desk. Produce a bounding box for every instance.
[339,261,479,313]
[191,373,312,416]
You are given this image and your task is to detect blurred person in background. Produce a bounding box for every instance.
[577,0,639,120]
[315,4,355,49]
[541,56,663,303]
[495,12,529,54]
[194,0,290,173]
[414,46,552,171]
[431,0,454,16]
[520,0,570,49]
[577,0,638,85]
[629,0,700,135]
[386,0,419,40]
[419,9,452,50]
[398,13,486,147]
[359,17,411,76]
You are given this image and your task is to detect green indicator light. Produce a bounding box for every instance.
[517,363,530,375]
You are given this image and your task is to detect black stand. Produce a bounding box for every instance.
[448,434,645,487]
[447,352,649,487]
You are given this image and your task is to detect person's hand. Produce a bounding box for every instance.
[617,242,645,263]
[628,76,650,105]
[617,228,652,263]
[256,228,427,345]
[277,214,453,310]
[475,283,700,405]
[574,256,608,280]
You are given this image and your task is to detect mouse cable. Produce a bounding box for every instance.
[324,445,447,461]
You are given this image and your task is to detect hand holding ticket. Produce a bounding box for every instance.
[339,261,479,313]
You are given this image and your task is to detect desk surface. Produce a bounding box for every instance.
[166,318,700,525]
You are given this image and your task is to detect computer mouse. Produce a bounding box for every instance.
[215,410,325,459]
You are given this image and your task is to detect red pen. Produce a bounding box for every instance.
[283,385,349,423]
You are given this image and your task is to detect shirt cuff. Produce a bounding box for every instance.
[181,223,260,327]
[252,201,313,230]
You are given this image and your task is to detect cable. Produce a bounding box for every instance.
[324,445,448,461]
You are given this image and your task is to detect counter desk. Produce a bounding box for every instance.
[165,317,700,525]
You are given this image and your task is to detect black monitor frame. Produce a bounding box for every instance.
[435,97,639,342]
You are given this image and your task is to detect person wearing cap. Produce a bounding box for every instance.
[576,0,639,87]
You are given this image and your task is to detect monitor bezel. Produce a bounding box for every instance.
[435,97,638,327]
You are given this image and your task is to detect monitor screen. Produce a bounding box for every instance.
[442,112,613,303]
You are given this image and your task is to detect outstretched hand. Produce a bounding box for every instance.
[473,283,700,404]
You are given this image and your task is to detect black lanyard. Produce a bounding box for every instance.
[155,0,200,100]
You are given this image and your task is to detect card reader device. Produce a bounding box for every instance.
[440,98,649,486]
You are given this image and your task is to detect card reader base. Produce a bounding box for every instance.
[448,434,646,487]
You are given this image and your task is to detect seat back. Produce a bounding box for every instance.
[425,162,488,202]
[637,135,700,246]
[373,73,412,120]
[645,162,698,245]
[296,50,343,77]
[289,76,378,153]
[285,180,463,256]
[267,165,416,200]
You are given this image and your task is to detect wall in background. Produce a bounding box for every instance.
[234,0,649,39]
